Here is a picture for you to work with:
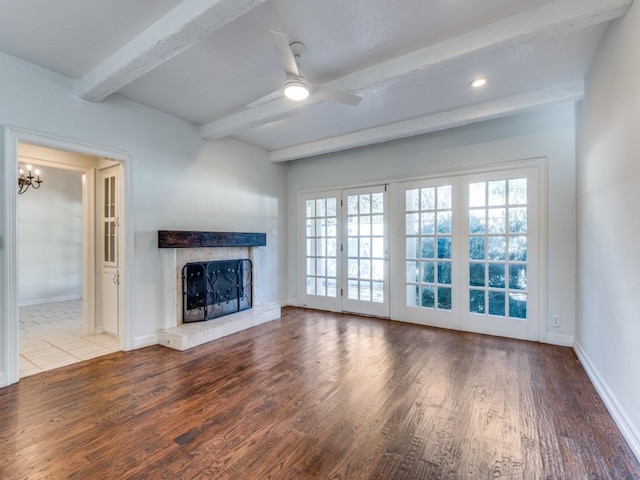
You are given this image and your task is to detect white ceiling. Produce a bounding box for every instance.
[0,0,631,161]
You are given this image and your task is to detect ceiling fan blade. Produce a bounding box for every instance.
[246,88,282,108]
[313,85,361,106]
[269,31,300,78]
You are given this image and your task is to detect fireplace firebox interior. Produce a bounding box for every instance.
[182,259,252,323]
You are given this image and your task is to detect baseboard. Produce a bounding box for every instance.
[574,342,640,463]
[133,333,159,349]
[545,333,574,347]
[0,371,7,389]
[284,298,298,307]
[19,294,82,307]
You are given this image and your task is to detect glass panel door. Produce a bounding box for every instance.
[299,192,342,312]
[461,169,539,340]
[342,186,389,317]
[399,179,459,328]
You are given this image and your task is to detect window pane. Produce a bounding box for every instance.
[307,239,315,256]
[372,215,384,235]
[348,280,359,299]
[316,198,326,216]
[348,216,359,236]
[469,237,485,260]
[470,289,485,314]
[316,278,326,296]
[372,260,384,281]
[509,265,527,290]
[407,285,419,307]
[406,261,419,282]
[359,237,370,258]
[371,193,384,214]
[469,182,485,207]
[469,209,485,233]
[327,258,337,277]
[420,212,435,234]
[348,259,358,277]
[469,263,485,287]
[509,293,527,318]
[316,258,326,277]
[489,292,506,316]
[488,236,506,261]
[360,281,371,301]
[437,287,452,310]
[421,286,435,308]
[306,257,315,276]
[509,236,527,261]
[437,237,452,259]
[372,282,384,303]
[326,279,337,297]
[359,260,371,279]
[316,218,326,237]
[421,238,435,259]
[509,178,527,205]
[437,211,452,234]
[509,208,527,233]
[327,217,337,237]
[406,237,419,258]
[422,262,435,283]
[306,277,315,295]
[488,180,506,206]
[359,194,371,214]
[437,185,452,209]
[326,198,337,216]
[488,264,505,288]
[348,237,358,256]
[347,195,358,215]
[437,262,452,285]
[306,199,315,218]
[306,219,315,236]
[372,237,384,258]
[406,189,419,211]
[421,188,435,210]
[360,216,371,236]
[406,213,419,235]
[488,208,505,233]
[327,238,337,257]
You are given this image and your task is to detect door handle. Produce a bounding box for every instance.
[112,273,118,284]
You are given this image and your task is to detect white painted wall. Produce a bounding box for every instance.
[576,1,640,458]
[18,165,83,306]
[287,103,577,343]
[0,51,287,381]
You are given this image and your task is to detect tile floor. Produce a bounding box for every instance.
[19,300,120,378]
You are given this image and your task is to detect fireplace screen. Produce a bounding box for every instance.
[182,259,252,323]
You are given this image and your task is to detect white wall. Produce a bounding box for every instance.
[576,1,640,458]
[18,165,83,305]
[0,51,287,376]
[287,103,577,343]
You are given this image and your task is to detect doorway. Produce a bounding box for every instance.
[1,127,132,387]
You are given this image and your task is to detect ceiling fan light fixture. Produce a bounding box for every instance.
[284,79,310,101]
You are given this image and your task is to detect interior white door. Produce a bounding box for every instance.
[342,186,389,317]
[100,167,120,336]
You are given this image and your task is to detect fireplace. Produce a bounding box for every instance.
[182,259,252,323]
[158,230,281,351]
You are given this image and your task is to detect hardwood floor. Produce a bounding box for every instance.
[1,307,638,479]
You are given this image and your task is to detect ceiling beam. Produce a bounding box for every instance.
[75,0,267,102]
[199,0,630,141]
[267,80,585,162]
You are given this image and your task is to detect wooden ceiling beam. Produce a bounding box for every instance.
[75,0,266,102]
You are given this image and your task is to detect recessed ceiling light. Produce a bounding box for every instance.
[470,77,488,88]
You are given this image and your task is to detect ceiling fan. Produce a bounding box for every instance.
[247,31,361,108]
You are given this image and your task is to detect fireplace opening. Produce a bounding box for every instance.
[182,259,252,323]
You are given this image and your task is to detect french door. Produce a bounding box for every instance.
[398,166,540,341]
[299,186,390,317]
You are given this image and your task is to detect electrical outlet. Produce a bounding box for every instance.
[552,315,561,328]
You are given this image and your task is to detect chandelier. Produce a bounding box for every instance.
[18,165,43,194]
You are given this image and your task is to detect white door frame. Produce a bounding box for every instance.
[2,126,134,386]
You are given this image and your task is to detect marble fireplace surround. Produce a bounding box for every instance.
[157,231,281,351]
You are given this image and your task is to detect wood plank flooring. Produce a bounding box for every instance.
[1,307,638,479]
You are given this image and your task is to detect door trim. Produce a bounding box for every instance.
[2,126,134,386]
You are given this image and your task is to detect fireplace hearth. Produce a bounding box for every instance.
[182,259,252,323]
